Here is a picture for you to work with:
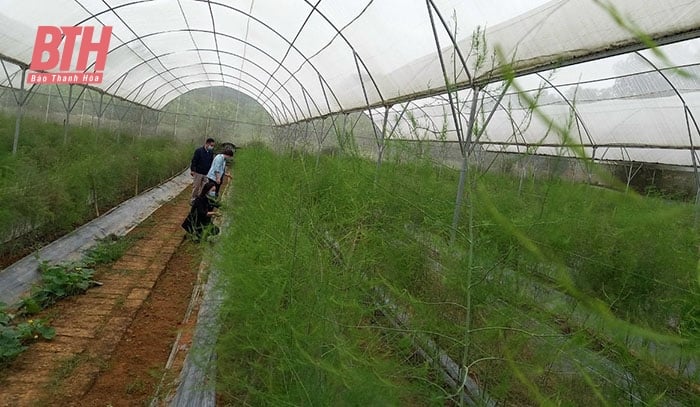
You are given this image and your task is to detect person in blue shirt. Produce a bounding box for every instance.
[189,138,215,204]
[206,147,234,196]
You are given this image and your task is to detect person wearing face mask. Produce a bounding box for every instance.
[189,137,216,204]
[181,180,220,241]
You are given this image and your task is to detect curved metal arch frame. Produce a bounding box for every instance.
[152,75,267,113]
[384,99,452,141]
[295,5,700,122]
[88,31,305,122]
[379,85,519,148]
[149,71,286,125]
[206,0,384,120]
[75,0,347,122]
[386,103,434,141]
[426,0,469,157]
[1,0,697,176]
[633,51,700,201]
[535,73,596,147]
[114,49,309,123]
[303,73,343,143]
[142,69,277,125]
[136,78,279,129]
[155,78,279,130]
[15,0,697,127]
[253,0,321,102]
[258,0,386,110]
[500,72,611,172]
[530,74,605,181]
[72,0,194,96]
[134,49,293,122]
[394,87,533,158]
[422,0,700,174]
[93,29,331,123]
[175,0,214,85]
[479,87,538,156]
[150,72,283,125]
[465,74,700,168]
[18,9,267,125]
[204,0,225,85]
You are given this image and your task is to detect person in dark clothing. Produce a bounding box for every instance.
[182,180,220,241]
[190,138,216,204]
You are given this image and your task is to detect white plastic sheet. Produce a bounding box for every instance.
[0,0,698,164]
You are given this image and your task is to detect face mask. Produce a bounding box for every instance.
[208,190,217,197]
[206,145,214,152]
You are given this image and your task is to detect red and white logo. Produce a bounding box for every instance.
[27,26,112,85]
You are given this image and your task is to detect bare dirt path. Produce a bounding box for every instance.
[0,189,203,407]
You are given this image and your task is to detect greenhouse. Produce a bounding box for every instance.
[0,0,698,405]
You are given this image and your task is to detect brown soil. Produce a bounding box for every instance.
[0,189,205,407]
[75,240,202,406]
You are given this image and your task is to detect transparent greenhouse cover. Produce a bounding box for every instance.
[0,0,698,165]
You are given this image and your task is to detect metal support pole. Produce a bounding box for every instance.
[589,146,597,184]
[635,51,700,219]
[152,110,159,136]
[304,121,311,151]
[684,108,700,207]
[332,113,348,154]
[536,73,595,151]
[96,93,104,130]
[375,106,390,183]
[12,68,26,155]
[173,97,181,138]
[426,0,466,155]
[115,100,135,143]
[63,84,73,144]
[468,84,510,156]
[311,117,322,155]
[114,103,121,143]
[451,88,480,244]
[0,86,9,113]
[425,0,479,243]
[79,96,86,126]
[341,113,349,152]
[138,109,144,139]
[44,84,51,122]
[352,51,381,154]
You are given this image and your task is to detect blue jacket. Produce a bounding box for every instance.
[190,146,214,175]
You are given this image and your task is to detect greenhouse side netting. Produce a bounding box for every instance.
[0,170,191,306]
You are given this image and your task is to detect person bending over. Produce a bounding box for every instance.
[181,180,220,241]
[206,147,234,196]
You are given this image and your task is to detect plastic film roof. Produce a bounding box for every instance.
[0,0,698,125]
[377,38,700,166]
